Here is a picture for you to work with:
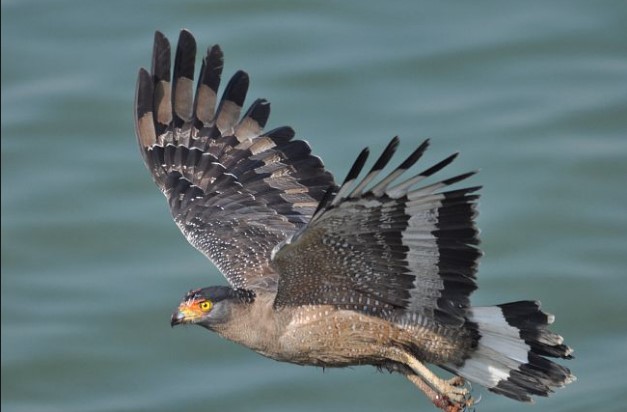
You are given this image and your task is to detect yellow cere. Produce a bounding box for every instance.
[199,300,213,312]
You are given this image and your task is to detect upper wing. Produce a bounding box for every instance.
[135,30,336,291]
[272,137,481,326]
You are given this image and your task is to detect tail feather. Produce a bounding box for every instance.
[448,301,575,402]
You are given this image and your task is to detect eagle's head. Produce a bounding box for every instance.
[170,286,255,329]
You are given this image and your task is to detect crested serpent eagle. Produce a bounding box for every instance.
[134,30,574,411]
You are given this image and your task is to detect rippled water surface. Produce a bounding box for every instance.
[3,1,627,411]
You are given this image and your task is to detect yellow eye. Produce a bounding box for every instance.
[199,300,213,312]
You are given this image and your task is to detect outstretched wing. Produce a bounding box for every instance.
[272,137,481,326]
[135,30,335,291]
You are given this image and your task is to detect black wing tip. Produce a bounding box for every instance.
[397,138,431,171]
[152,31,171,81]
[136,68,154,117]
[370,136,400,172]
[442,170,479,186]
[178,28,195,43]
[264,126,295,144]
[137,67,151,83]
[209,43,222,53]
[312,184,337,218]
[205,44,224,69]
[247,98,271,128]
[420,152,459,177]
[345,147,370,183]
[222,70,250,106]
[201,44,224,93]
[442,185,483,199]
[174,30,197,79]
[154,30,168,45]
[232,70,250,85]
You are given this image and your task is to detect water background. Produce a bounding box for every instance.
[3,1,627,411]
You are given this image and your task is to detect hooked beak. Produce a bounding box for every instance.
[170,299,202,327]
[170,311,184,327]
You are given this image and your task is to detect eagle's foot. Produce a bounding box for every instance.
[433,392,475,412]
[385,348,474,411]
[433,376,469,403]
[404,371,474,412]
[446,376,466,387]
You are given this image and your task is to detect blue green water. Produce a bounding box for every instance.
[3,1,627,411]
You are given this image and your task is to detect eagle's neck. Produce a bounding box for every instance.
[209,291,285,357]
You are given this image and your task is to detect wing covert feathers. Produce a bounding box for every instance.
[134,30,335,290]
[274,138,481,327]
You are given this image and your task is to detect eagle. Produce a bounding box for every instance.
[134,30,574,411]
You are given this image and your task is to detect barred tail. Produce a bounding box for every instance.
[449,301,575,402]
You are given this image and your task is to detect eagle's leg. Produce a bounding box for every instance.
[405,373,453,411]
[384,347,473,410]
[405,357,469,404]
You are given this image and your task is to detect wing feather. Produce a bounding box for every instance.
[273,139,481,326]
[135,30,336,290]
[193,44,223,128]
